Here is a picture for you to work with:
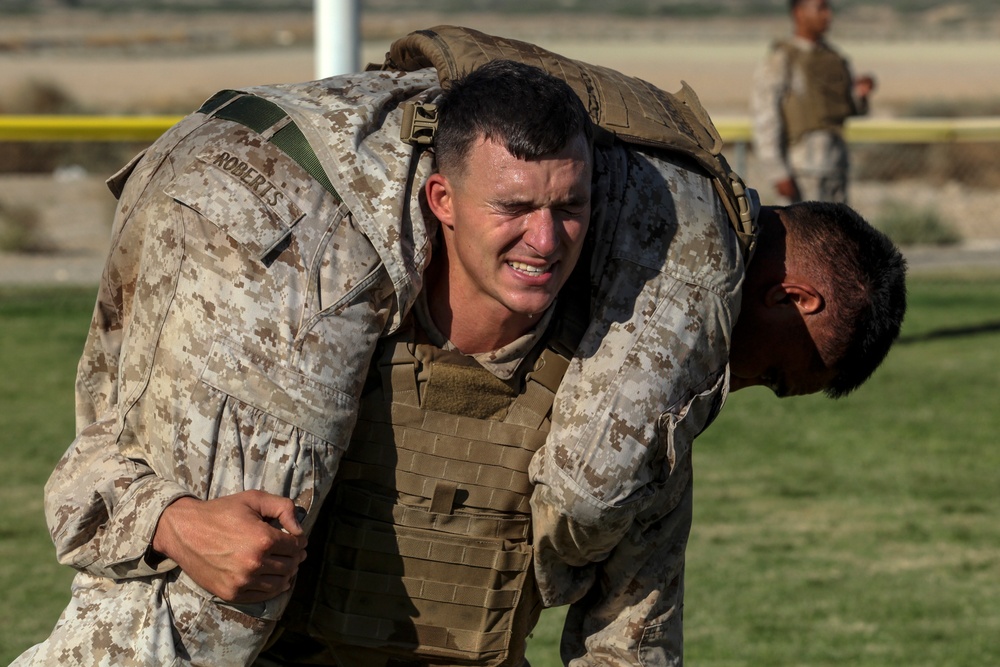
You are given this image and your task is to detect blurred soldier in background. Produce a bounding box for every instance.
[751,0,875,204]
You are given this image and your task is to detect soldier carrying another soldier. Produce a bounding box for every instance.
[15,26,905,667]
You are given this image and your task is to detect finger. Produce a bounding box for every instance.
[253,494,305,536]
[256,554,304,577]
[264,529,309,557]
[271,503,306,536]
[240,572,299,600]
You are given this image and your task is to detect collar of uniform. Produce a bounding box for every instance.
[791,34,828,51]
[412,292,556,381]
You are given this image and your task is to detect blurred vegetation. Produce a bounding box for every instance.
[873,200,961,247]
[0,80,158,175]
[0,202,55,253]
[854,97,1000,188]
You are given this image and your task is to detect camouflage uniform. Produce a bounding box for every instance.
[750,36,867,204]
[15,68,441,667]
[530,143,743,666]
[16,68,746,666]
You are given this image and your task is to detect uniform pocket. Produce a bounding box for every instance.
[163,152,304,261]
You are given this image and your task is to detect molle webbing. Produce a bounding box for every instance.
[778,41,855,145]
[383,24,758,259]
[309,313,582,666]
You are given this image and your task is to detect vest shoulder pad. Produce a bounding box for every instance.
[382,25,758,260]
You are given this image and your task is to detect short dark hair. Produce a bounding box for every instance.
[781,201,908,398]
[433,59,593,177]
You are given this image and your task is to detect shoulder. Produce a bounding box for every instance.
[770,38,794,53]
[817,38,852,64]
[619,148,745,293]
[763,38,795,70]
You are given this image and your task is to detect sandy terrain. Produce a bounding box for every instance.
[2,10,999,285]
[4,11,1000,116]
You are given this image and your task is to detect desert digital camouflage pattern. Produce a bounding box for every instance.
[15,69,441,666]
[17,61,747,667]
[750,36,866,203]
[529,143,743,666]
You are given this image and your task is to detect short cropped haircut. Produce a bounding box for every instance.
[781,201,908,398]
[433,59,593,178]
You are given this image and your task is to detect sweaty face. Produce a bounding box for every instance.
[434,134,592,328]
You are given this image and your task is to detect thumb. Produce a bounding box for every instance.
[251,492,305,536]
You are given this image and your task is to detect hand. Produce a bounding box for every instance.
[855,74,876,99]
[775,177,800,201]
[152,490,308,604]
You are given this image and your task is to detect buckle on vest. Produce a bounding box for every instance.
[400,101,439,146]
[731,178,760,261]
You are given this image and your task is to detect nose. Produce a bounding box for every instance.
[522,208,559,256]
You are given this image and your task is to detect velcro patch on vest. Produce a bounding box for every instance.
[422,362,517,420]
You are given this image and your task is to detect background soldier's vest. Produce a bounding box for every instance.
[776,39,855,146]
[299,299,586,667]
[380,24,758,262]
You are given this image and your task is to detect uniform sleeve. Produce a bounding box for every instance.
[557,367,727,666]
[529,275,730,611]
[45,151,196,578]
[560,475,692,666]
[43,102,400,583]
[529,146,739,665]
[750,46,792,183]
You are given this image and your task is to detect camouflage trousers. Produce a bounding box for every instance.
[787,129,850,204]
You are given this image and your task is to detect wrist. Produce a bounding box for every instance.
[151,495,199,561]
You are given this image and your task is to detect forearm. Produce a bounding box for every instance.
[562,476,693,667]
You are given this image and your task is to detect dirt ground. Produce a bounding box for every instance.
[4,10,1000,116]
[2,9,999,285]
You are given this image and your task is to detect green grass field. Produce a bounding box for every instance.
[3,271,999,665]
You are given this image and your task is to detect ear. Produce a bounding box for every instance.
[764,281,825,315]
[425,172,455,230]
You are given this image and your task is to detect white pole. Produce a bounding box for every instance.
[314,0,360,79]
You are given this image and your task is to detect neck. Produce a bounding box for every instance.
[794,26,824,43]
[426,259,535,355]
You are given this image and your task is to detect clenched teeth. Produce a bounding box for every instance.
[508,261,548,277]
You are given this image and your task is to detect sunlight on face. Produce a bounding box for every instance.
[441,134,592,326]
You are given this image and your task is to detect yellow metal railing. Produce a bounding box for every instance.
[0,115,182,142]
[2,115,1000,144]
[712,116,1000,145]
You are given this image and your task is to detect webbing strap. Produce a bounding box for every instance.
[311,606,510,656]
[504,345,571,429]
[197,90,341,202]
[335,485,531,540]
[352,412,536,469]
[324,563,520,609]
[337,460,532,514]
[332,521,531,572]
